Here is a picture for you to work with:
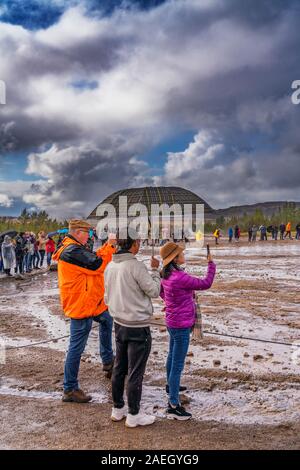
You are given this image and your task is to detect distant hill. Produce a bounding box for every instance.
[2,200,300,223]
[214,201,300,219]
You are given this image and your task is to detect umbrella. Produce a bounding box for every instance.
[46,228,68,238]
[0,230,18,241]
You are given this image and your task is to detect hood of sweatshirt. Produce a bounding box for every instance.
[112,252,135,263]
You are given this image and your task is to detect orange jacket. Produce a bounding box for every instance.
[286,222,291,231]
[52,236,116,319]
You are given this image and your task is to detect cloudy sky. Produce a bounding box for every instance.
[0,0,299,218]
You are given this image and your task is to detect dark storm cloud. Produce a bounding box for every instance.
[0,0,299,216]
[23,139,151,217]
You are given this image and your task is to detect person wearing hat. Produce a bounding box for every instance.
[160,241,216,420]
[53,219,116,403]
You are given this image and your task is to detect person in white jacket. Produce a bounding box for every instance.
[1,235,15,276]
[104,231,160,428]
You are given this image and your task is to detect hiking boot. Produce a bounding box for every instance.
[166,403,192,421]
[111,406,127,422]
[166,385,187,394]
[125,412,156,428]
[102,357,115,379]
[62,389,92,403]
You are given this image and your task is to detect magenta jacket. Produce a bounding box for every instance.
[160,261,216,329]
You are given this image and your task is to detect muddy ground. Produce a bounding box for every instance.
[0,237,299,450]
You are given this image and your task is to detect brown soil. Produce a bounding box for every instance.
[1,237,300,450]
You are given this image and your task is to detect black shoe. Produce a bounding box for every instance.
[166,404,192,420]
[166,385,187,394]
[103,357,115,378]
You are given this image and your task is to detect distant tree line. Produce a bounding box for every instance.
[205,203,300,233]
[0,209,68,234]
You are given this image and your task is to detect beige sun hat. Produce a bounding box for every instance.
[160,241,184,267]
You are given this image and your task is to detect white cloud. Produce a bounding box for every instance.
[35,6,103,48]
[0,179,44,199]
[0,193,13,207]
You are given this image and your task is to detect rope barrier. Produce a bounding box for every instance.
[5,321,298,351]
[149,321,297,347]
[6,325,99,350]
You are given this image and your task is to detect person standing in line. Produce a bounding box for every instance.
[1,235,15,276]
[14,233,25,275]
[259,224,267,241]
[284,221,292,239]
[228,227,233,243]
[272,225,279,241]
[0,238,3,273]
[213,228,221,245]
[234,225,240,242]
[248,226,253,243]
[25,233,34,272]
[46,236,56,267]
[296,223,300,240]
[251,225,258,242]
[32,235,40,269]
[105,231,161,428]
[38,231,47,267]
[279,223,286,240]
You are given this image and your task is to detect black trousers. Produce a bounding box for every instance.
[112,323,152,415]
[15,256,24,274]
[39,250,45,267]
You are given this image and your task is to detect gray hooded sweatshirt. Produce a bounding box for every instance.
[104,252,161,328]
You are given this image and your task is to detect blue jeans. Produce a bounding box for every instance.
[47,252,52,266]
[63,311,113,391]
[25,253,33,271]
[93,310,114,365]
[33,250,40,268]
[64,318,93,391]
[166,327,191,406]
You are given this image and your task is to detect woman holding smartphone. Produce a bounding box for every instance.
[160,241,216,420]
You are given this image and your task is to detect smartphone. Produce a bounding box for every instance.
[206,244,210,259]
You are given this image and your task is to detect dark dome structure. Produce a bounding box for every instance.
[87,186,215,222]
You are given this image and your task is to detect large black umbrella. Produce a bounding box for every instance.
[0,230,18,241]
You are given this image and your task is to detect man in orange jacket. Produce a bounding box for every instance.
[52,219,116,403]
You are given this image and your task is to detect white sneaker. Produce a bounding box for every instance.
[111,406,127,422]
[125,412,156,428]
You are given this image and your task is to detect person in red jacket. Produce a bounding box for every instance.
[45,237,56,267]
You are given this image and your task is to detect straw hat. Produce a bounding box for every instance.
[160,241,184,267]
